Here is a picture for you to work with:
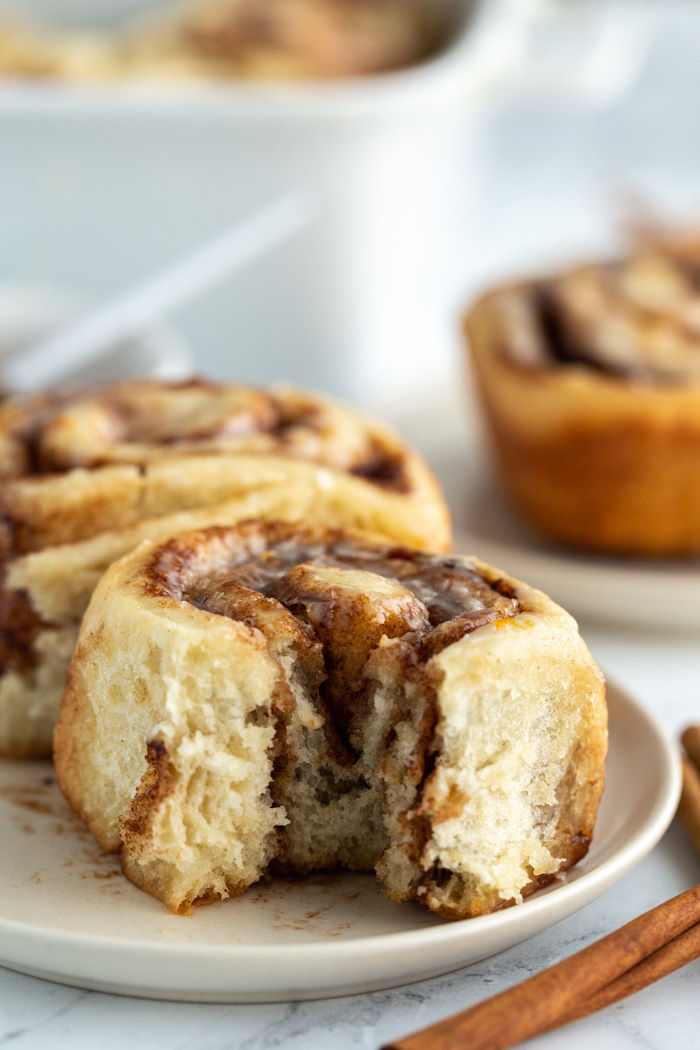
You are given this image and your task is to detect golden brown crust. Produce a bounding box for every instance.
[465,262,700,555]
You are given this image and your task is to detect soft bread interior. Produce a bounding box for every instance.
[411,609,606,917]
[58,595,289,911]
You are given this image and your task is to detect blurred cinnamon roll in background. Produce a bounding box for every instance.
[54,520,607,919]
[465,237,700,557]
[0,378,450,758]
[0,0,444,82]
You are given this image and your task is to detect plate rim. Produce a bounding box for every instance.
[454,528,700,600]
[0,681,681,972]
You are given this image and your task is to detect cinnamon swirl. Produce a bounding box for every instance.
[54,521,607,920]
[465,245,700,555]
[0,378,450,757]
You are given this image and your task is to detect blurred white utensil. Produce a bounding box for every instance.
[0,283,193,390]
[1,189,315,394]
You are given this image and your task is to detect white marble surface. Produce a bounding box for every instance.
[0,625,697,1050]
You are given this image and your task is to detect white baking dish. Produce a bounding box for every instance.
[0,0,649,403]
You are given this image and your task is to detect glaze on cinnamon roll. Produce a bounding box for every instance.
[465,247,700,555]
[0,378,450,758]
[54,521,607,920]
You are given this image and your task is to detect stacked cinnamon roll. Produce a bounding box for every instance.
[54,521,607,919]
[466,240,700,555]
[0,379,450,757]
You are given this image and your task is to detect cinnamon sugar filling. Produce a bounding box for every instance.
[181,535,519,650]
[1,380,410,490]
[189,537,517,736]
[503,260,700,383]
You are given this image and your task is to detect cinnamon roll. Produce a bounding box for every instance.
[465,245,700,555]
[123,0,443,81]
[54,520,607,920]
[0,0,442,83]
[0,378,450,758]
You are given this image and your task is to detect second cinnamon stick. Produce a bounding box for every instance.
[679,756,700,859]
[681,726,700,774]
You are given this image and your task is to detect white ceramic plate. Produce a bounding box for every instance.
[452,484,700,634]
[377,386,700,632]
[0,683,680,1003]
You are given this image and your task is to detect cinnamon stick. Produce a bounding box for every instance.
[681,725,700,773]
[382,884,700,1050]
[541,916,700,1031]
[679,757,700,860]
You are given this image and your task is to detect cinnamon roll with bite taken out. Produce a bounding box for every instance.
[0,378,450,758]
[54,521,607,920]
[465,243,700,555]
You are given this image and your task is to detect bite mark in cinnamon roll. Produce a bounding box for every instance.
[54,521,607,920]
